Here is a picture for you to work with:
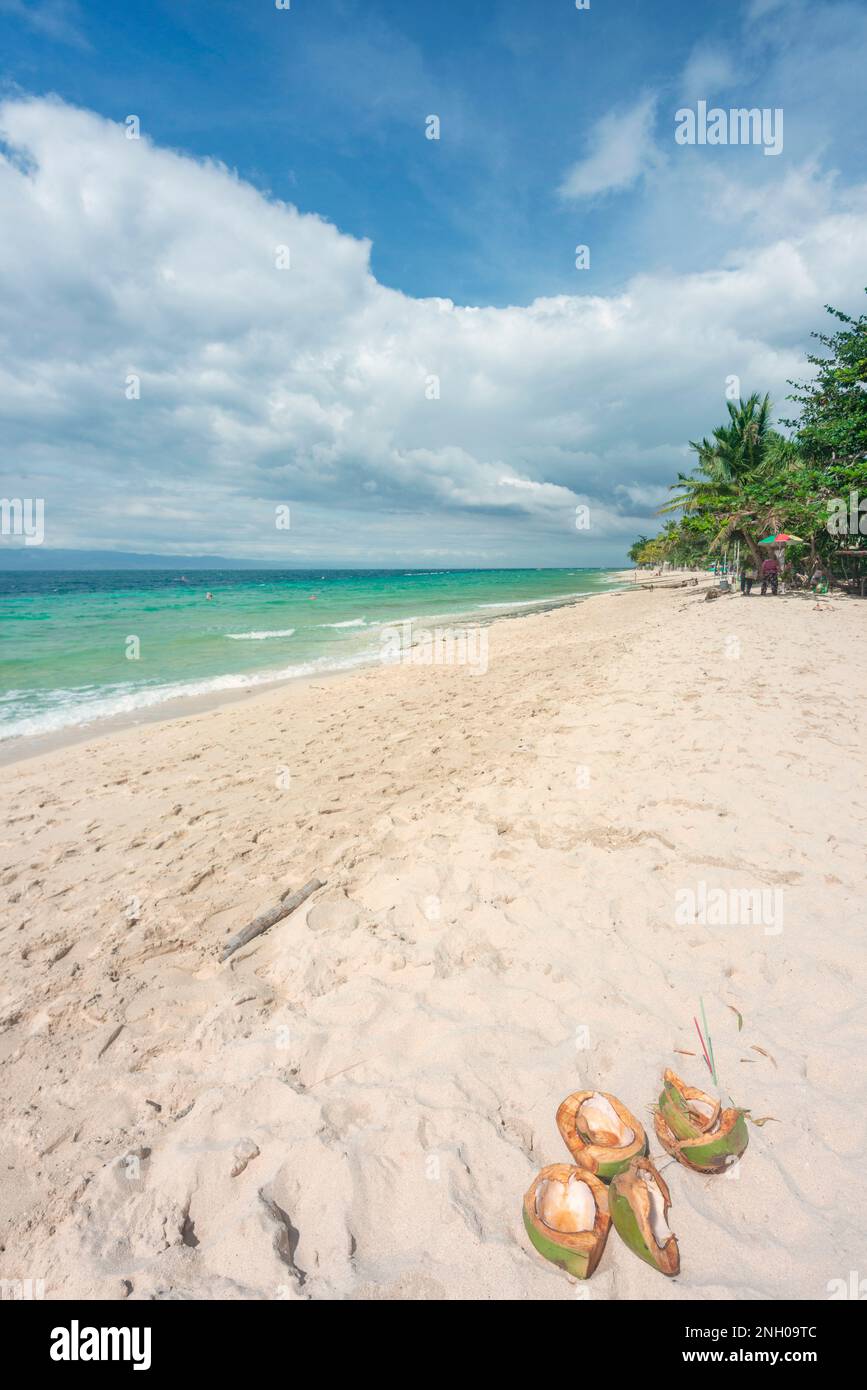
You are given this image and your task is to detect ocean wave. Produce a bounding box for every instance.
[225,628,296,640]
[473,591,587,609]
[0,648,381,743]
[367,596,585,628]
[317,618,367,629]
[372,614,421,627]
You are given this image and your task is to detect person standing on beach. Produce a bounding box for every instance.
[760,553,780,596]
[740,559,756,595]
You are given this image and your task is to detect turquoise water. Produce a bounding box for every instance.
[0,568,623,742]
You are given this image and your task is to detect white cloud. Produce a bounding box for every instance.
[702,160,848,238]
[558,95,661,200]
[680,45,737,100]
[0,97,866,565]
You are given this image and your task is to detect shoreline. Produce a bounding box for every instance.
[0,574,635,767]
[3,579,861,1299]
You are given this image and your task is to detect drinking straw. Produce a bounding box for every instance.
[693,1016,713,1078]
[700,996,718,1086]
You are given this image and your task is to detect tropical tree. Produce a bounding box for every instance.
[657,393,790,566]
[689,392,774,486]
[784,292,867,475]
[784,293,867,569]
[629,296,867,583]
[627,535,648,564]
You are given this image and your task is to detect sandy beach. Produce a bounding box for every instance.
[1,581,864,1301]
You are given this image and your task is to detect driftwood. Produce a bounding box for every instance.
[219,877,325,962]
[636,576,707,592]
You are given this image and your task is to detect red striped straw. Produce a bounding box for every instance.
[694,1015,714,1077]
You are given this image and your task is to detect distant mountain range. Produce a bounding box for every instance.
[0,548,304,571]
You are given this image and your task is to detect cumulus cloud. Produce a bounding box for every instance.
[558,95,661,201]
[1,96,866,565]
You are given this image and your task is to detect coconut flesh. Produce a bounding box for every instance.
[688,1098,718,1127]
[639,1169,672,1247]
[578,1092,635,1148]
[536,1174,597,1234]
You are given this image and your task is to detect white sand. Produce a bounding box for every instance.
[1,584,864,1300]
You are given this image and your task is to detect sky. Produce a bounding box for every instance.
[0,0,866,567]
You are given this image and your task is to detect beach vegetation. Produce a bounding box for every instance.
[630,293,867,582]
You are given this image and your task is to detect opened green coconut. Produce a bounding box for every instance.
[654,1068,748,1174]
[556,1089,646,1179]
[522,1164,610,1279]
[609,1157,680,1276]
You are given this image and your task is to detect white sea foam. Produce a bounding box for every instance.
[474,591,588,609]
[1,575,623,745]
[0,648,380,742]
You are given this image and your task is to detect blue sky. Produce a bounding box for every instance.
[0,0,866,564]
[0,0,701,304]
[5,0,859,306]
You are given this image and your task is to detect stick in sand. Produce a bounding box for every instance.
[220,877,325,962]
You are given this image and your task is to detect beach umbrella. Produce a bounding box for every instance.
[760,532,802,544]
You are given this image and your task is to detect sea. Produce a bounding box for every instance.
[0,567,625,744]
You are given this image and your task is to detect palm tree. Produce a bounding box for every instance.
[689,393,773,486]
[627,535,648,564]
[659,393,792,565]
